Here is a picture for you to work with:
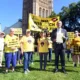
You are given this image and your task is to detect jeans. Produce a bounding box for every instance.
[23,52,32,71]
[66,49,71,59]
[39,53,48,70]
[16,50,20,61]
[48,48,52,61]
[5,52,17,69]
[20,54,23,60]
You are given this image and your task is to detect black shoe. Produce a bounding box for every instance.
[54,69,58,73]
[62,69,67,74]
[43,68,46,71]
[74,63,77,67]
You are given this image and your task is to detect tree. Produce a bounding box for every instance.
[58,1,80,32]
[49,11,57,18]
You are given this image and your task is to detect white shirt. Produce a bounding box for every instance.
[56,28,64,43]
[0,38,4,51]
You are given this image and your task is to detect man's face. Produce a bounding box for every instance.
[57,21,62,28]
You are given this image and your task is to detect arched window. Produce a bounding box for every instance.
[43,9,45,17]
[39,7,42,17]
[46,10,48,17]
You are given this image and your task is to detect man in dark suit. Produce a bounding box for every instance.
[51,21,68,73]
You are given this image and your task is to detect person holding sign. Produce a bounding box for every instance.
[0,32,5,67]
[51,21,68,73]
[4,28,18,73]
[20,29,34,74]
[37,31,48,70]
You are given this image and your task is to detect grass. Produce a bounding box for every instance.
[0,53,80,80]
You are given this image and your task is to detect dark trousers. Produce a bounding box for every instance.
[39,53,48,70]
[16,50,20,61]
[48,48,52,61]
[66,49,71,60]
[54,43,65,69]
[30,52,33,63]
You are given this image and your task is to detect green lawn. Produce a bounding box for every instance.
[0,53,80,80]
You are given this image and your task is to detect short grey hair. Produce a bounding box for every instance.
[10,28,14,32]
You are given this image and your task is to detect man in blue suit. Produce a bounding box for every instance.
[51,21,68,73]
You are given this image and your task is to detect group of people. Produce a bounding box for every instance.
[0,27,53,74]
[0,20,80,74]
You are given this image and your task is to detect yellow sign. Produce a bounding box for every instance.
[67,32,74,41]
[28,13,60,32]
[7,37,19,47]
[14,28,22,34]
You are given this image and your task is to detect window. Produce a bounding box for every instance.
[43,9,45,17]
[39,7,42,17]
[46,10,48,17]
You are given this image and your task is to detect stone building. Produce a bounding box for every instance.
[22,0,53,34]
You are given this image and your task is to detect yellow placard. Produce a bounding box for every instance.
[14,28,22,34]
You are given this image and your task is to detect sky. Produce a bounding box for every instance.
[0,0,23,31]
[54,0,79,14]
[0,0,79,31]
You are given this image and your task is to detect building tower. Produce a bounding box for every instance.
[22,0,53,34]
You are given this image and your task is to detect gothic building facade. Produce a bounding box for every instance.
[22,0,53,34]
